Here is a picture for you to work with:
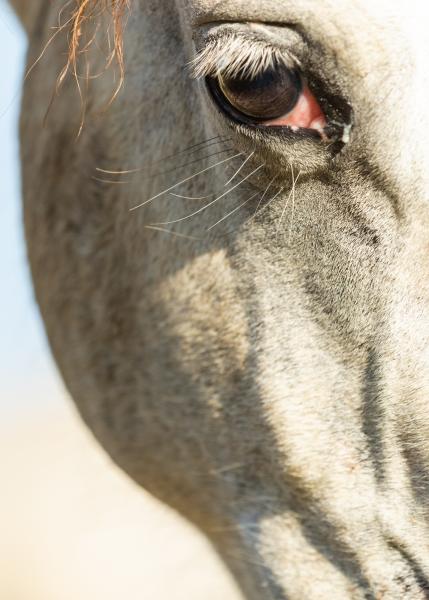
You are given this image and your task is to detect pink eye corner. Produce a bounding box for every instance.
[262,83,327,134]
[208,62,328,138]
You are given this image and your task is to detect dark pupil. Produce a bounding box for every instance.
[218,63,302,121]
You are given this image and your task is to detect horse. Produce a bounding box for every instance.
[10,0,429,597]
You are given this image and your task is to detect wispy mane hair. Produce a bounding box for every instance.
[67,0,129,91]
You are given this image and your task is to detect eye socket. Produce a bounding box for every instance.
[207,61,327,133]
[213,63,302,122]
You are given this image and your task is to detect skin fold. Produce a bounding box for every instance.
[10,0,429,598]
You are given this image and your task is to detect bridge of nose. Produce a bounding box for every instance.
[176,0,429,511]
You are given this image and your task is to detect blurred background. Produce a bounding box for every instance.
[0,3,238,598]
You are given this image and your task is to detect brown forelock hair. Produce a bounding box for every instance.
[67,0,129,89]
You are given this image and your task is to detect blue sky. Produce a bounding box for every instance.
[0,2,64,414]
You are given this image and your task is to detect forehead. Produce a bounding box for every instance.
[179,0,429,107]
[181,0,428,55]
[184,0,428,22]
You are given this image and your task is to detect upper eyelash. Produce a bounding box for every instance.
[189,33,300,81]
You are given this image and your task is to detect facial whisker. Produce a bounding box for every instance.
[96,136,230,175]
[288,166,301,240]
[130,152,243,211]
[206,176,278,238]
[143,148,234,180]
[276,166,295,233]
[224,151,255,186]
[153,163,265,226]
[144,225,201,241]
[254,176,277,215]
[276,163,301,235]
[250,187,285,224]
[207,191,259,231]
[235,176,278,232]
[170,193,214,200]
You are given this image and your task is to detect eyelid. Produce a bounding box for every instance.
[190,28,300,82]
[197,24,352,150]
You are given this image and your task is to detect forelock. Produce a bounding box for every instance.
[68,0,129,80]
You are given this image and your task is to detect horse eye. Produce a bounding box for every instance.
[211,63,302,122]
[207,62,327,133]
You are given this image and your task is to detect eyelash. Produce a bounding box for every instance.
[191,33,299,82]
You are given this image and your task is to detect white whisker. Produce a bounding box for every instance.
[144,148,235,181]
[207,191,259,231]
[130,152,243,211]
[96,167,142,175]
[252,176,277,217]
[276,190,293,234]
[251,187,285,224]
[277,165,295,233]
[96,136,230,175]
[224,151,255,186]
[238,177,279,231]
[153,163,265,226]
[99,145,232,178]
[144,225,200,241]
[211,176,278,237]
[288,167,301,240]
[170,193,213,200]
[276,164,301,235]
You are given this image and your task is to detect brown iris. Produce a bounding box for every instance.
[210,63,302,123]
